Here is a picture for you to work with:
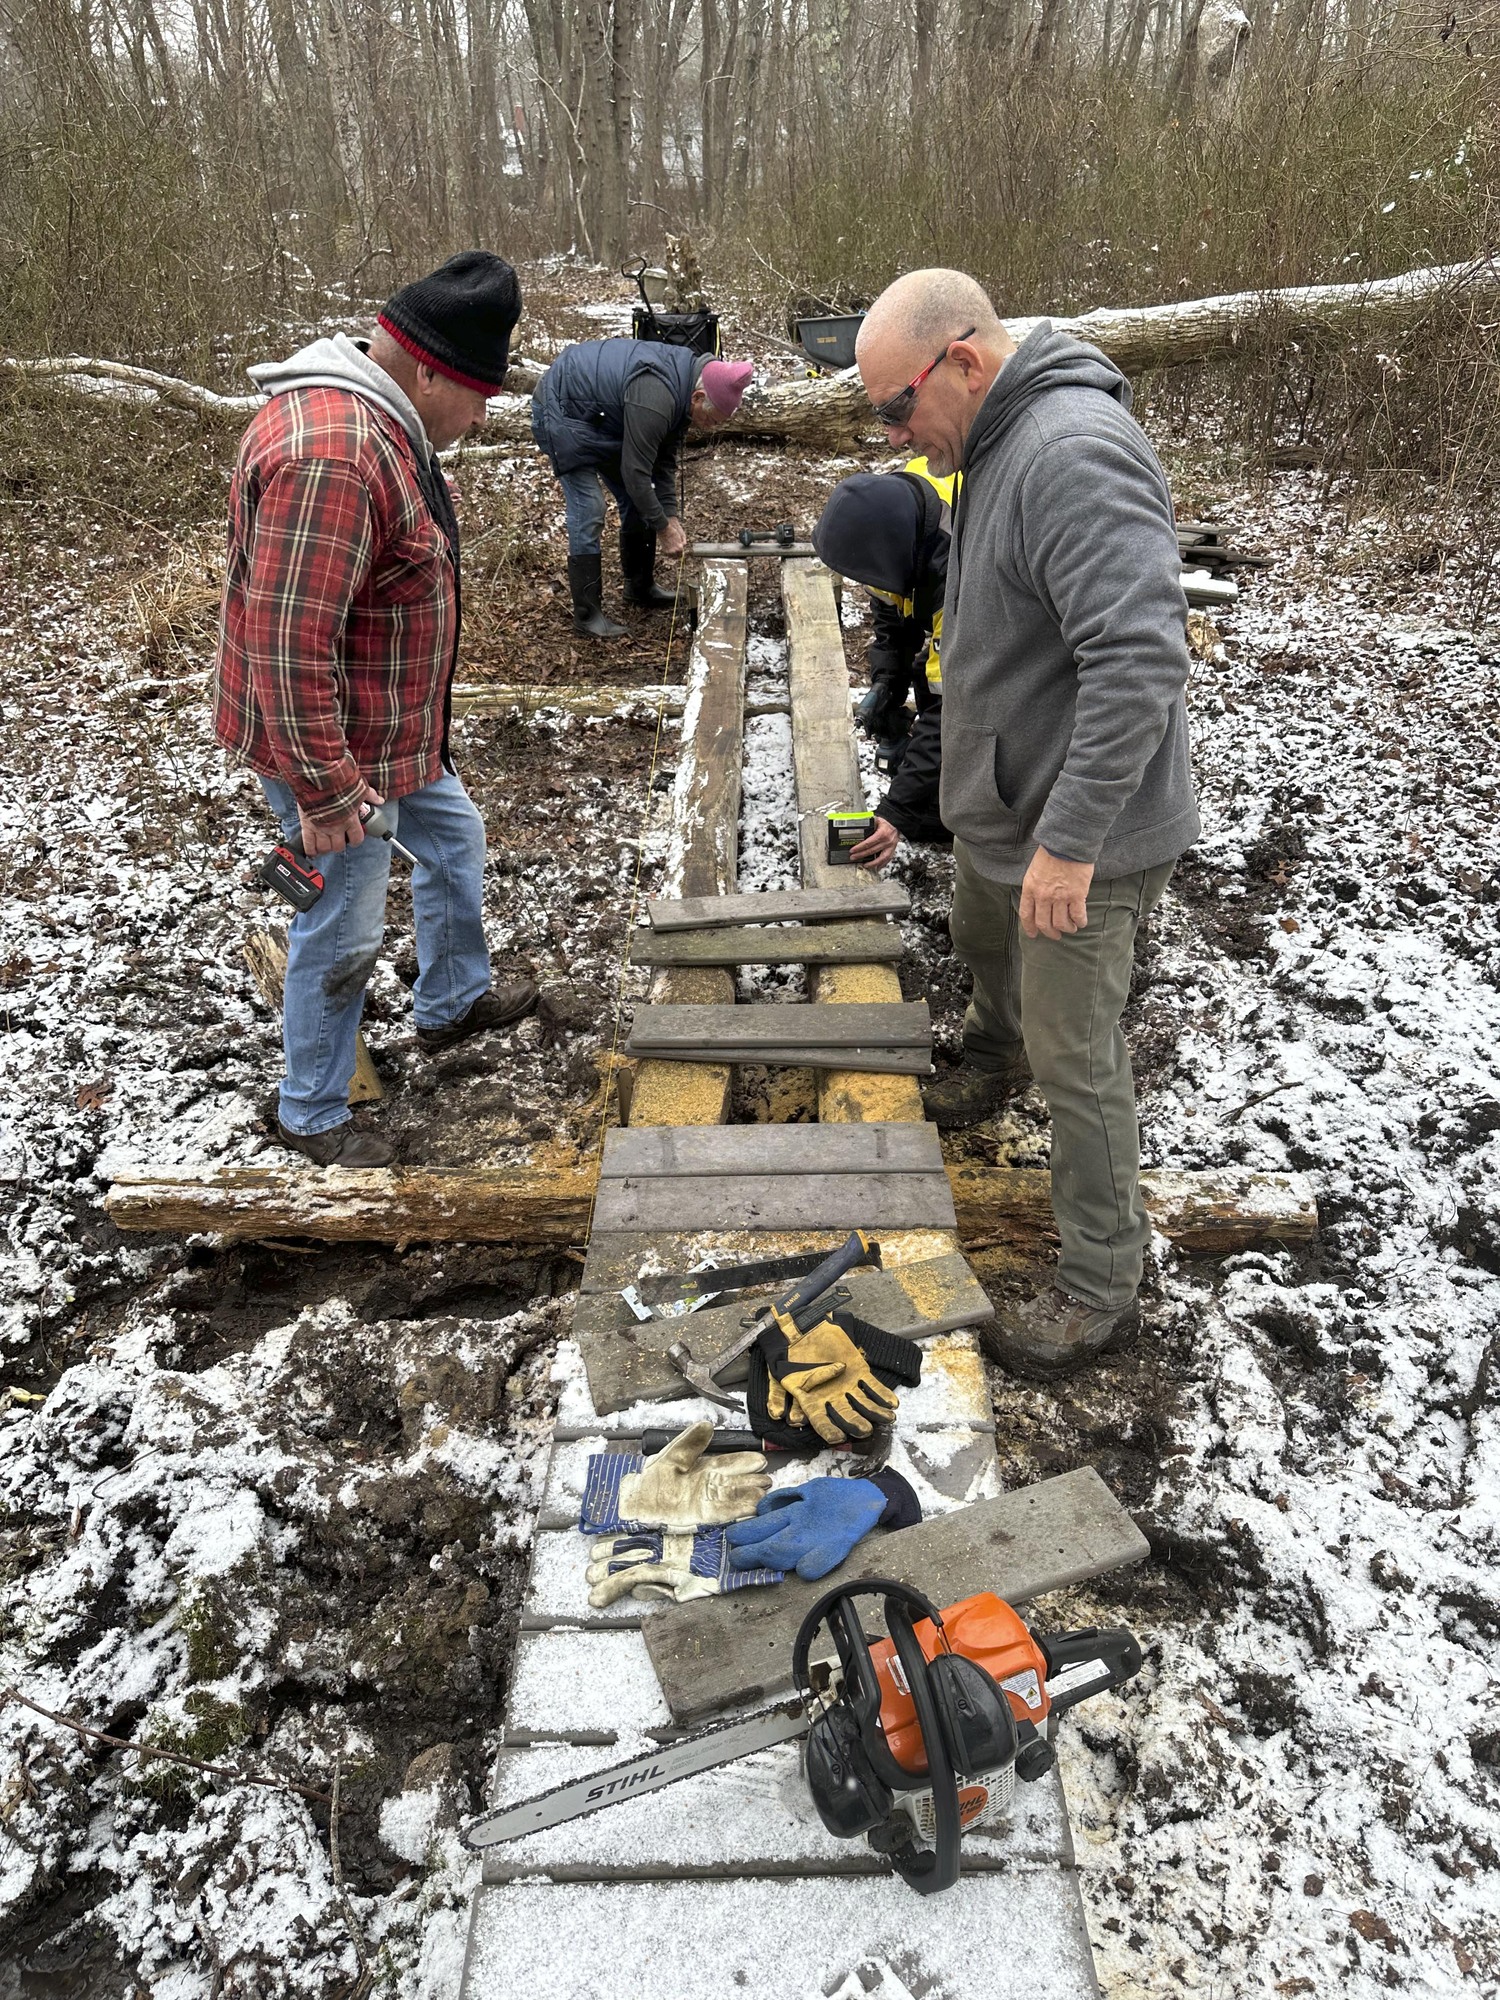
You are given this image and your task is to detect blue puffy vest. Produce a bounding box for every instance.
[531,339,700,474]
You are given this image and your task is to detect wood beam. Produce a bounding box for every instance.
[628,560,748,1129]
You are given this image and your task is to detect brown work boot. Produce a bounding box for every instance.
[276,1120,395,1169]
[415,980,540,1051]
[981,1286,1140,1382]
[921,1047,1031,1131]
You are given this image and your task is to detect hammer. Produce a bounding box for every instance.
[667,1230,881,1406]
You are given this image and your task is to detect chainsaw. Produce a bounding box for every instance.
[462,1579,1141,1896]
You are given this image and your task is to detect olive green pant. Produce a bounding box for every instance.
[949,842,1175,1310]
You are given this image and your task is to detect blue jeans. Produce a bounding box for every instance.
[261,770,491,1135]
[556,463,644,555]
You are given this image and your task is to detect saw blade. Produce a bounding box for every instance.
[461,1695,817,1850]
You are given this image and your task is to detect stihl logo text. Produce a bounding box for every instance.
[585,1764,665,1802]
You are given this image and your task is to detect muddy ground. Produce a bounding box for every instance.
[1,259,1497,1997]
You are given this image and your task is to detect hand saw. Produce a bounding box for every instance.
[460,1600,1139,1851]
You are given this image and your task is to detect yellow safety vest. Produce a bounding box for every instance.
[873,458,956,693]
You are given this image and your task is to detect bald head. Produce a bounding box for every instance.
[857,269,1004,360]
[855,268,1015,478]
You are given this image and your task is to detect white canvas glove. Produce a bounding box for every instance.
[586,1532,722,1606]
[617,1420,771,1530]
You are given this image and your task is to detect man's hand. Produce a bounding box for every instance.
[298,782,383,858]
[658,517,688,558]
[1020,847,1094,940]
[850,817,900,872]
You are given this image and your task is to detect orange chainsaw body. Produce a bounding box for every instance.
[869,1592,1051,1780]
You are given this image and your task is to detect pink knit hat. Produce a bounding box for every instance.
[699,359,754,415]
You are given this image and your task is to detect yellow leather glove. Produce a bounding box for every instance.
[762,1316,900,1444]
[617,1420,771,1529]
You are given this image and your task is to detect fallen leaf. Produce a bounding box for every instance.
[1349,1910,1401,1951]
[1280,917,1301,933]
[75,1080,112,1111]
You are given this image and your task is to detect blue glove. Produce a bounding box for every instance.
[724,1477,887,1581]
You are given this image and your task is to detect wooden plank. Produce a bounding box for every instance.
[600,1121,943,1178]
[646,885,909,931]
[574,1248,992,1414]
[782,560,928,1125]
[624,1045,932,1076]
[783,560,864,894]
[463,1872,1102,1998]
[575,1228,961,1296]
[590,1171,958,1234]
[645,1468,1149,1725]
[627,1003,930,1051]
[630,560,748,1131]
[631,920,902,967]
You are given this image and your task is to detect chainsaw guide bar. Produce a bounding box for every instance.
[462,1694,819,1849]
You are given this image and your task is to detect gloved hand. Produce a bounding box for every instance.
[586,1532,721,1606]
[855,681,907,739]
[759,1315,900,1445]
[724,1478,887,1579]
[617,1420,771,1529]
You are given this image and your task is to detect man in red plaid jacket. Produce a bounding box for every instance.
[215,252,537,1168]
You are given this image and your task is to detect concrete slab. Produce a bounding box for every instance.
[462,1871,1101,2000]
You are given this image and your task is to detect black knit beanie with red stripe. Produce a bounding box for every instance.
[378,251,522,395]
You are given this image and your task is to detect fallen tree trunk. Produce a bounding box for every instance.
[949,1163,1318,1256]
[451,681,789,720]
[106,1157,1315,1253]
[16,261,1493,453]
[104,1159,597,1244]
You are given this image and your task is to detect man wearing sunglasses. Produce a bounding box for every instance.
[855,269,1199,1379]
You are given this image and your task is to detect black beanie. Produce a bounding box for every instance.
[378,251,522,394]
[812,471,940,598]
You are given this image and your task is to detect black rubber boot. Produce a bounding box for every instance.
[620,522,678,609]
[568,553,628,638]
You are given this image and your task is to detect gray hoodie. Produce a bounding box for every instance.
[248,333,432,456]
[939,323,1199,882]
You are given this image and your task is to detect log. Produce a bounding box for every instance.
[950,1163,1319,1254]
[16,262,1495,450]
[243,925,383,1105]
[103,1158,1314,1249]
[103,1159,596,1244]
[451,683,788,721]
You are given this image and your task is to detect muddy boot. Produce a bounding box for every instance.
[415,980,540,1051]
[277,1119,395,1168]
[568,553,628,639]
[921,1047,1031,1131]
[620,521,678,609]
[981,1286,1140,1381]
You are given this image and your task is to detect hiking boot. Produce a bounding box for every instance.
[921,1049,1031,1130]
[620,521,678,609]
[415,980,540,1051]
[567,553,629,638]
[276,1120,395,1169]
[981,1286,1140,1381]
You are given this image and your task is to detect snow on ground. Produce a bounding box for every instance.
[2,392,1499,1994]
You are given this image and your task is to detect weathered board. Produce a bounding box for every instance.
[625,1044,932,1075]
[629,559,747,1131]
[600,1120,943,1178]
[590,1170,958,1234]
[574,1248,992,1414]
[631,920,903,967]
[627,1002,930,1051]
[783,560,864,896]
[645,885,909,931]
[644,1467,1149,1723]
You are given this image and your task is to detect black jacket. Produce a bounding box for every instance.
[813,469,950,845]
